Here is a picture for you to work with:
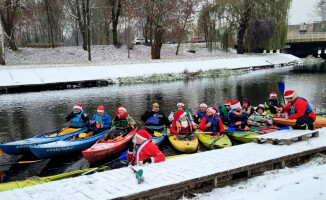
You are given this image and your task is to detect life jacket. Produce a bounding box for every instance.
[175,119,193,133]
[70,111,86,128]
[195,109,205,119]
[288,97,313,116]
[227,110,247,129]
[220,105,228,117]
[204,115,221,132]
[145,112,160,125]
[174,108,191,120]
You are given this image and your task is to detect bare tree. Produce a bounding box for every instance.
[110,0,123,46]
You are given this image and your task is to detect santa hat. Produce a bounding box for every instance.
[118,106,127,112]
[231,100,241,110]
[97,105,104,113]
[73,104,83,110]
[175,110,186,119]
[284,90,295,99]
[270,92,277,97]
[177,102,185,107]
[135,129,152,142]
[200,103,208,108]
[224,99,231,106]
[207,107,218,114]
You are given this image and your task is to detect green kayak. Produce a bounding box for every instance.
[226,129,260,143]
[195,131,232,149]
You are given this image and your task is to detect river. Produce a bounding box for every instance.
[0,62,325,182]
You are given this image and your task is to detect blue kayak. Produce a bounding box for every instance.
[148,125,166,146]
[29,130,107,159]
[0,127,86,155]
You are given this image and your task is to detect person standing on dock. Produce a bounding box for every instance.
[90,105,111,134]
[193,103,208,125]
[168,102,193,122]
[276,90,316,130]
[65,104,90,129]
[199,107,225,136]
[265,92,283,114]
[141,103,170,127]
[228,101,249,129]
[218,99,232,125]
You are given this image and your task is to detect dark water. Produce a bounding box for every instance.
[0,62,325,182]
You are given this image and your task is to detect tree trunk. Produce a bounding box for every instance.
[44,0,55,48]
[237,0,254,54]
[110,0,122,46]
[86,0,91,61]
[0,16,5,65]
[76,0,87,50]
[151,26,163,59]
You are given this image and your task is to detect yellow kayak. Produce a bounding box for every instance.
[168,133,199,153]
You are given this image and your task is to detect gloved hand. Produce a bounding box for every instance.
[143,158,152,164]
[96,123,103,129]
[128,142,134,152]
[91,120,96,124]
[113,116,119,121]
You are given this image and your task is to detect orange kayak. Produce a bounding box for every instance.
[273,117,326,129]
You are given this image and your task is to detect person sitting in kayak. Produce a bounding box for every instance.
[110,129,165,169]
[141,103,170,127]
[241,98,255,116]
[168,102,193,123]
[247,104,273,127]
[105,106,135,139]
[170,110,197,136]
[218,99,232,125]
[199,107,225,136]
[265,92,283,114]
[89,105,111,134]
[65,104,90,129]
[228,100,249,129]
[276,90,316,130]
[193,103,208,125]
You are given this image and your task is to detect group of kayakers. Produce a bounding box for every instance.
[64,89,316,168]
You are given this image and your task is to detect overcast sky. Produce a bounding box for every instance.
[288,0,319,25]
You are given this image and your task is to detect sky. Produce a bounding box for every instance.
[289,0,319,25]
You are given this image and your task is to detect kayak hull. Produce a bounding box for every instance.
[196,132,232,149]
[273,117,326,129]
[168,134,198,153]
[226,128,260,143]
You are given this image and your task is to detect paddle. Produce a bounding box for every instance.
[130,166,144,184]
[0,160,41,166]
[81,157,121,176]
[278,81,286,105]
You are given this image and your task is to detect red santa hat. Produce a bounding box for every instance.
[284,90,295,99]
[200,103,208,108]
[231,100,241,110]
[135,129,152,142]
[97,105,104,113]
[224,99,231,106]
[118,106,127,112]
[174,110,186,121]
[177,102,185,107]
[73,104,83,111]
[270,92,277,97]
[207,107,218,114]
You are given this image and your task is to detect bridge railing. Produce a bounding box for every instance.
[287,33,326,40]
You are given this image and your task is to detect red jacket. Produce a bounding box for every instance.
[282,98,316,121]
[199,115,225,132]
[170,119,193,136]
[127,140,165,165]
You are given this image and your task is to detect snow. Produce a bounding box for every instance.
[1,128,326,200]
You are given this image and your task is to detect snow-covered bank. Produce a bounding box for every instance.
[0,53,300,87]
[0,128,325,200]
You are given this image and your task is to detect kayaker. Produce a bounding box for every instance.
[193,103,208,125]
[218,99,232,125]
[241,98,255,116]
[141,103,170,127]
[247,104,273,127]
[110,129,165,169]
[105,106,136,139]
[276,90,316,130]
[89,105,111,134]
[265,92,283,114]
[228,100,249,129]
[168,102,193,123]
[65,104,90,129]
[170,110,197,136]
[199,107,225,136]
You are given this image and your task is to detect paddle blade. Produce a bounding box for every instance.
[18,160,41,164]
[153,131,163,137]
[135,169,144,184]
[119,150,127,160]
[278,82,285,94]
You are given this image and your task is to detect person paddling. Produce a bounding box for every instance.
[65,104,90,129]
[90,105,111,134]
[247,104,273,127]
[241,98,255,116]
[265,92,283,114]
[228,100,249,129]
[168,102,193,122]
[218,99,231,125]
[199,107,225,136]
[193,103,208,125]
[141,103,170,127]
[276,90,316,130]
[170,110,197,136]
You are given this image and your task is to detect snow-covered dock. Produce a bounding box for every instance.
[0,128,325,200]
[0,53,300,93]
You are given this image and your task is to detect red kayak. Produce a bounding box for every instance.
[82,128,137,164]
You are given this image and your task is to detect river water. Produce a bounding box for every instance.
[0,62,325,182]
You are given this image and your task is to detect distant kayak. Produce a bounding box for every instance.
[0,127,86,155]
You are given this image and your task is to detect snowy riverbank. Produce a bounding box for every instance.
[0,45,301,88]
